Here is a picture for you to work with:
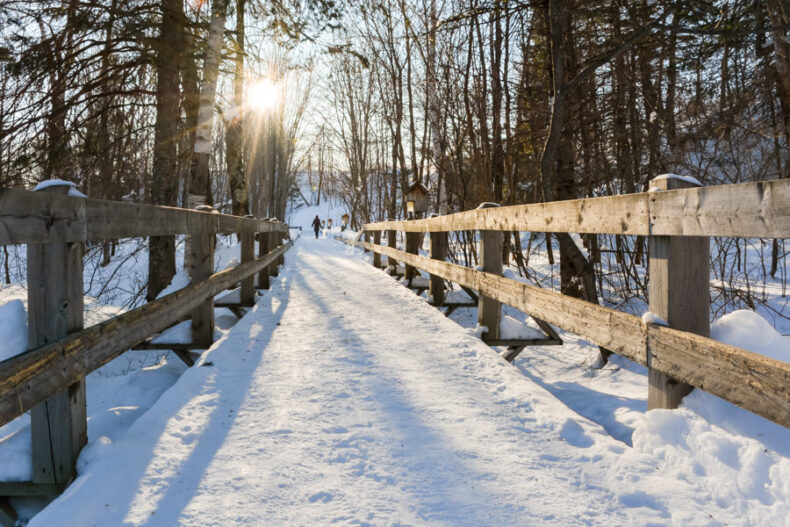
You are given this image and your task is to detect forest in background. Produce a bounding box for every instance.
[1,0,790,316]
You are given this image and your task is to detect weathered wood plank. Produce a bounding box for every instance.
[0,481,65,497]
[363,179,790,238]
[650,178,790,238]
[0,189,287,244]
[479,230,502,340]
[647,325,790,427]
[365,193,650,235]
[339,237,790,428]
[190,228,215,348]
[0,242,292,428]
[27,184,86,486]
[0,188,86,244]
[648,177,709,410]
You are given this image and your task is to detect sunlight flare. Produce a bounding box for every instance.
[247,78,278,111]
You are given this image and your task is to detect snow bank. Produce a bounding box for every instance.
[631,309,790,524]
[500,314,544,340]
[0,299,27,362]
[711,309,790,363]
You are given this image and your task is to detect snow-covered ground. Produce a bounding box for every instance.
[0,235,263,522]
[19,236,790,526]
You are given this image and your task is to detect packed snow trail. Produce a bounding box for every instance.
[30,236,769,526]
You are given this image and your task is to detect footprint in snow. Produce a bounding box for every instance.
[308,491,333,503]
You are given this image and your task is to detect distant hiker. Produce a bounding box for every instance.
[327,218,333,230]
[311,215,321,238]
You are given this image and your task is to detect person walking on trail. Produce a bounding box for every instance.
[311,215,321,239]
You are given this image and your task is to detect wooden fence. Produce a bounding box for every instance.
[0,184,291,502]
[338,177,790,430]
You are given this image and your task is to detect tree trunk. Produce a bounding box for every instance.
[148,0,183,300]
[190,0,228,207]
[227,0,248,217]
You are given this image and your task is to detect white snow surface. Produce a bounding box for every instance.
[653,173,702,187]
[711,309,790,363]
[32,178,77,191]
[28,237,790,526]
[641,311,669,326]
[0,299,27,361]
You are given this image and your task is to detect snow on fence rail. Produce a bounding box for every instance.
[0,186,292,495]
[339,176,790,430]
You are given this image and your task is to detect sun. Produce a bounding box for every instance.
[247,79,278,111]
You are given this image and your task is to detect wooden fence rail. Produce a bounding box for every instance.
[364,178,790,239]
[339,176,790,430]
[0,185,292,502]
[0,188,287,245]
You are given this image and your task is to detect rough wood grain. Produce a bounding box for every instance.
[0,242,292,428]
[190,229,215,347]
[0,189,287,244]
[650,178,790,237]
[647,325,790,427]
[27,187,86,486]
[365,193,650,235]
[648,177,709,410]
[479,230,502,340]
[362,179,790,239]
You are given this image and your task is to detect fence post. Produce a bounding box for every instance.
[240,216,255,307]
[405,231,420,281]
[277,226,286,267]
[257,227,270,290]
[269,230,280,278]
[387,228,398,274]
[372,230,382,268]
[479,229,503,340]
[363,230,371,253]
[190,214,215,347]
[430,231,448,306]
[28,182,86,485]
[647,176,710,409]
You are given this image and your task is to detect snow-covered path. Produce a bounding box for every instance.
[30,237,768,526]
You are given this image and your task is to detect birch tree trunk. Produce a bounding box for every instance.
[190,0,228,208]
[227,0,248,217]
